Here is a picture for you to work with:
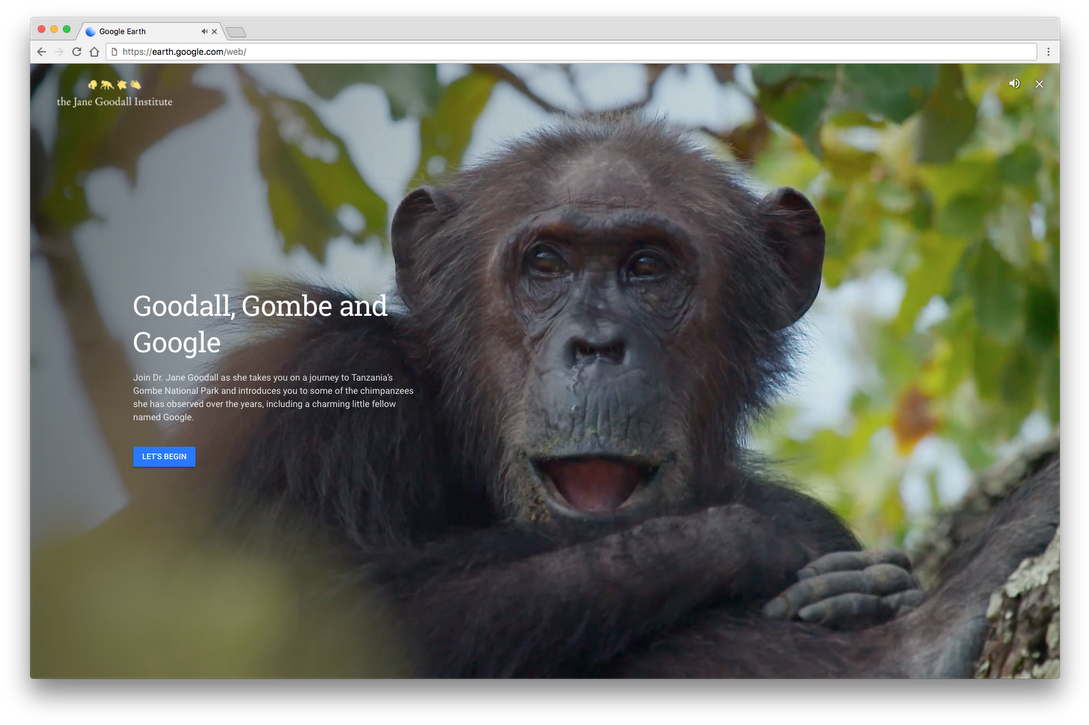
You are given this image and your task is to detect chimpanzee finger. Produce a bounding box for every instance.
[763,564,916,620]
[797,593,898,627]
[797,548,913,580]
[884,588,926,612]
[764,572,868,619]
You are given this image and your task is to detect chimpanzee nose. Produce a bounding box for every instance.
[566,334,626,366]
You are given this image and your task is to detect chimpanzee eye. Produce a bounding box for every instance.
[526,246,569,276]
[626,252,669,280]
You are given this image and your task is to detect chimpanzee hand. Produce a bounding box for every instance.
[762,548,924,628]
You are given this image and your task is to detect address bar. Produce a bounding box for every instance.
[106,42,1038,63]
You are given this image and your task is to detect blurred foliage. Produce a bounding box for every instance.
[743,63,1059,544]
[238,69,387,262]
[32,503,408,677]
[31,62,1059,673]
[38,65,226,227]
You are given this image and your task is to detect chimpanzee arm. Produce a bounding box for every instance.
[363,471,896,677]
[363,504,821,677]
[610,458,1059,678]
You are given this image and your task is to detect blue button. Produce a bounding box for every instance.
[133,446,196,467]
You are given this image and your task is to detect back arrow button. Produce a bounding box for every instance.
[36,47,45,57]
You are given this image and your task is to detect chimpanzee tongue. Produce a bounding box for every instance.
[541,458,642,513]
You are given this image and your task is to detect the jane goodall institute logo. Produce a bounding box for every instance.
[58,77,173,107]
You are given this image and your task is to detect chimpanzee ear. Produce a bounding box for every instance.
[391,186,453,266]
[758,187,826,327]
[391,186,454,300]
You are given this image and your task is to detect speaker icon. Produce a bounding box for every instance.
[1009,78,1021,89]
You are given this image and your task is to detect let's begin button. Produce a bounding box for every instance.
[133,446,196,467]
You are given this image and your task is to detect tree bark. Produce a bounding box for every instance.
[975,528,1059,678]
[909,433,1060,679]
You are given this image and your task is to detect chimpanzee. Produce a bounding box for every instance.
[184,117,1059,677]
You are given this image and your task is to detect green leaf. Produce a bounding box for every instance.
[997,143,1042,186]
[971,331,1005,400]
[916,65,977,163]
[908,187,935,230]
[873,178,916,214]
[938,308,972,395]
[873,324,923,389]
[1023,281,1059,354]
[808,429,853,474]
[936,194,990,238]
[296,65,440,120]
[918,160,997,209]
[998,344,1039,411]
[820,182,894,283]
[965,241,1024,343]
[894,231,967,335]
[840,65,938,123]
[749,132,822,190]
[848,390,873,416]
[241,73,387,262]
[411,72,497,187]
[933,297,974,376]
[820,113,881,178]
[751,65,836,156]
[988,198,1033,269]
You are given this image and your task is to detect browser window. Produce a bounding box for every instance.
[29,16,1060,680]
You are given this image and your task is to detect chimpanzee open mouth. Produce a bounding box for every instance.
[533,456,660,514]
